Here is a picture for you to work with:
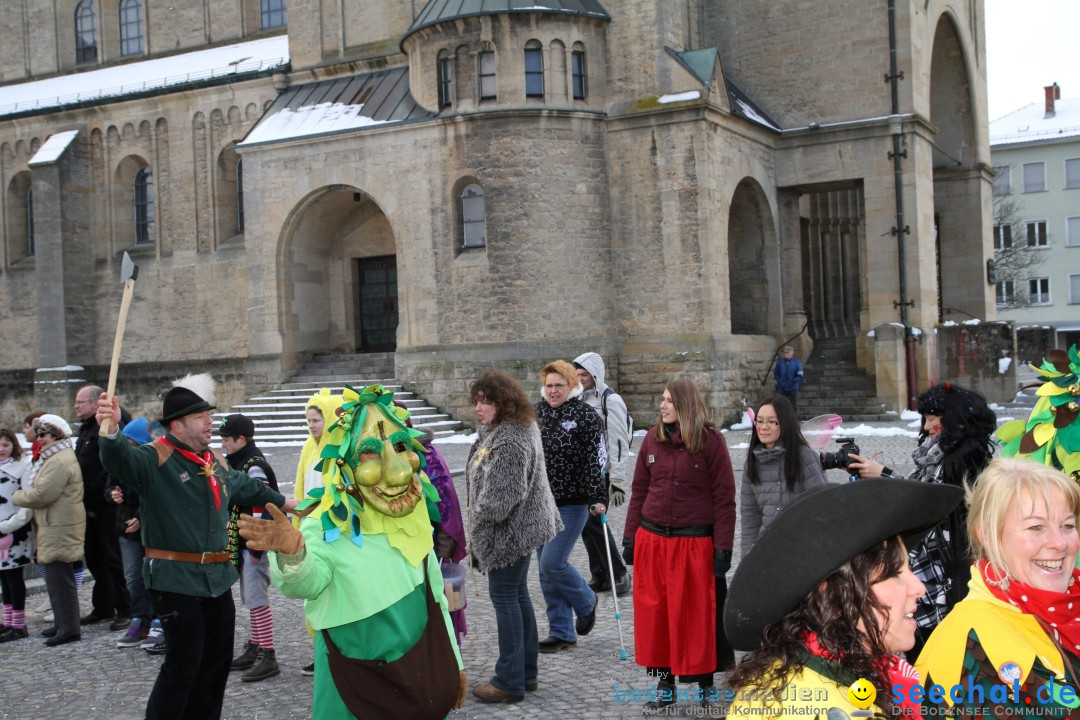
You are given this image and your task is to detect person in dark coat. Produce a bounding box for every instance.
[74,384,132,629]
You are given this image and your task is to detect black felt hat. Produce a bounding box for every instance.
[161,386,216,424]
[724,478,964,651]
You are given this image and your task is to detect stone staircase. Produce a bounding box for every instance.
[214,352,466,446]
[796,337,896,422]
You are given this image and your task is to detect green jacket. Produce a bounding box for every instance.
[99,433,285,597]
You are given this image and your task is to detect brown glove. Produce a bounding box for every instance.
[238,503,304,555]
[454,670,467,710]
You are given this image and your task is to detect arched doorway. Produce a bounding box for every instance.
[929,13,988,321]
[278,185,398,361]
[728,177,778,336]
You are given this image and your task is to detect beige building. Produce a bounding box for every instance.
[0,0,994,425]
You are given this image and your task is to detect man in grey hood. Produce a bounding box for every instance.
[572,352,631,597]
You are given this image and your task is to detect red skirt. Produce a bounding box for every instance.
[632,527,716,675]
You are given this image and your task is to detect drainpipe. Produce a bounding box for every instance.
[887,0,918,410]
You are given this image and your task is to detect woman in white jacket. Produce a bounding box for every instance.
[0,427,34,642]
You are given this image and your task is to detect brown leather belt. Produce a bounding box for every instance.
[145,548,230,564]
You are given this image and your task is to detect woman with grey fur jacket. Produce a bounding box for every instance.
[740,396,826,552]
[466,370,561,705]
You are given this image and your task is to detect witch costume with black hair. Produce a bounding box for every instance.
[849,382,996,654]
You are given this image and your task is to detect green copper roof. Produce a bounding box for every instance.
[403,0,610,44]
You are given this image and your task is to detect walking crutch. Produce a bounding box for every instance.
[599,513,629,660]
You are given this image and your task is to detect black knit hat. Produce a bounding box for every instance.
[723,479,963,651]
[161,386,216,423]
[217,413,255,438]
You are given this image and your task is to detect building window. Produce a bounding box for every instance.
[261,0,286,29]
[571,50,587,100]
[1026,220,1048,248]
[992,165,1011,195]
[995,280,1014,307]
[1070,274,1080,304]
[1023,162,1046,193]
[1068,216,1080,247]
[462,184,486,248]
[1028,276,1051,305]
[524,44,544,98]
[993,223,1013,252]
[1067,158,1080,190]
[437,53,453,109]
[26,188,34,257]
[478,51,496,101]
[75,0,97,64]
[236,159,245,233]
[119,0,143,56]
[134,167,154,244]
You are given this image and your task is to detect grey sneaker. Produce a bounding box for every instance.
[116,619,147,648]
[142,621,165,652]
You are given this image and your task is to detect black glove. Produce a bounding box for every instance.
[622,539,634,566]
[714,549,732,577]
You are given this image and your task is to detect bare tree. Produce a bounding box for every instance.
[990,193,1046,308]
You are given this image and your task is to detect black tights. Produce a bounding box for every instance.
[0,567,26,611]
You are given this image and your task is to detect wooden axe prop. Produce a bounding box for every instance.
[99,252,139,437]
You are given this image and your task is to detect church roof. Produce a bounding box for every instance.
[239,67,435,147]
[0,35,288,119]
[402,0,610,44]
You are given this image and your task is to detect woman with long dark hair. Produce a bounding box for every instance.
[0,427,33,642]
[850,382,996,653]
[741,395,826,552]
[622,378,736,713]
[727,480,963,718]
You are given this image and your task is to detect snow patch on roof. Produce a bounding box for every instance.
[658,91,700,104]
[28,130,79,165]
[0,35,288,118]
[240,101,391,146]
[990,97,1080,145]
[735,98,780,131]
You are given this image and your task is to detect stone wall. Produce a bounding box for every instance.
[1016,325,1058,368]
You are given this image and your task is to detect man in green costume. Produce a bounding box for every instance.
[239,384,466,719]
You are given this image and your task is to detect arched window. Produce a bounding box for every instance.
[437,50,453,109]
[261,0,287,29]
[571,45,587,100]
[462,184,486,248]
[26,188,34,256]
[134,167,154,244]
[75,0,98,64]
[524,41,544,99]
[119,0,144,56]
[236,159,245,233]
[477,49,496,101]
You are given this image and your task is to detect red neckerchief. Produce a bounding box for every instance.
[158,436,221,511]
[31,441,41,462]
[978,557,1080,652]
[803,632,923,720]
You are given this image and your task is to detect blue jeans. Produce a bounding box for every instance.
[487,554,538,697]
[537,504,596,642]
[119,536,151,622]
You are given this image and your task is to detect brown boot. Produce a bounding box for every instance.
[642,682,677,714]
[241,647,280,682]
[230,640,258,671]
[472,682,524,704]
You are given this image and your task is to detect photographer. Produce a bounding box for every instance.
[847,382,996,658]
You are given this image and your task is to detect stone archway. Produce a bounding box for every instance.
[929,13,990,321]
[277,185,397,364]
[728,177,778,336]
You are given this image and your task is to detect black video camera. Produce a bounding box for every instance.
[820,437,861,473]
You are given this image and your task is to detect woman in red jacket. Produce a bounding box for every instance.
[622,378,736,713]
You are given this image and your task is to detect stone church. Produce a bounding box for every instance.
[0,0,993,425]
